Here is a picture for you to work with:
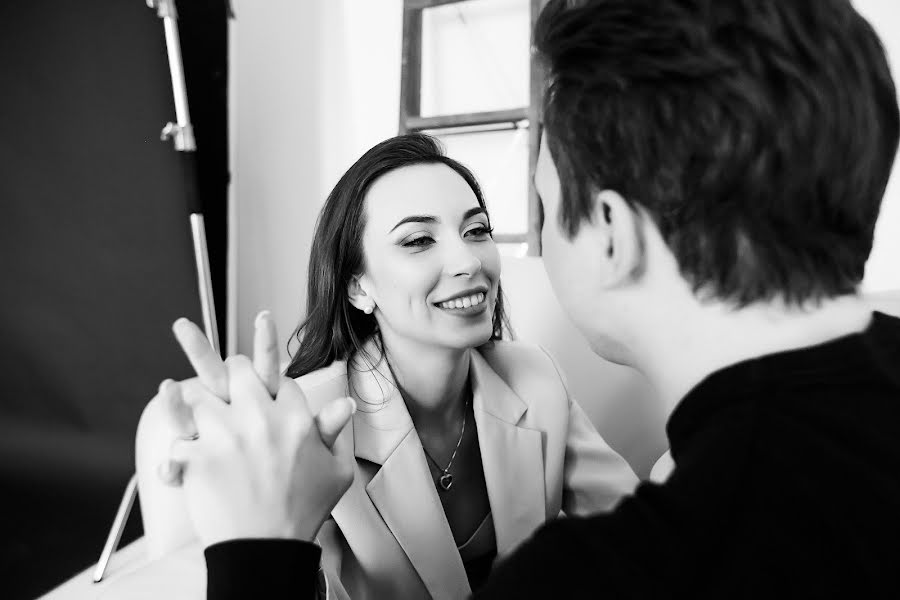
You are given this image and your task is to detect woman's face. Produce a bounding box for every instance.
[354,163,501,351]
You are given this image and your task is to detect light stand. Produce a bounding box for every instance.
[92,0,220,582]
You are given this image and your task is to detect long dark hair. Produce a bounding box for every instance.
[286,133,509,379]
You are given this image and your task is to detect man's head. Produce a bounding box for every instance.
[533,0,899,362]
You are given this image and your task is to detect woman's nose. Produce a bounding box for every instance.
[445,240,482,278]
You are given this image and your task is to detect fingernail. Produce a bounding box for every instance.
[172,318,189,333]
[255,310,271,328]
[346,397,357,415]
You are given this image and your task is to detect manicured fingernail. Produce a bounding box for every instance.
[159,379,174,395]
[255,310,271,328]
[172,318,190,333]
[346,397,357,415]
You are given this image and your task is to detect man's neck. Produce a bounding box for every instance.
[636,294,873,413]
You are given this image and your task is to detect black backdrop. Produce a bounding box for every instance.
[0,1,228,597]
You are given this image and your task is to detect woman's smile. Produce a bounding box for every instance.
[434,291,489,316]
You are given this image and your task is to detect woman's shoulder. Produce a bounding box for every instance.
[477,340,570,404]
[477,339,562,374]
[292,360,349,413]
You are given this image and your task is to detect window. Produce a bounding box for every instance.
[399,0,544,256]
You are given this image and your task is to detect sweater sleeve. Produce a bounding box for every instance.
[204,539,322,600]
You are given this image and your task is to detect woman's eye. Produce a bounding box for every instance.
[465,225,494,239]
[402,236,434,248]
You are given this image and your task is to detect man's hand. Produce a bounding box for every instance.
[158,312,352,483]
[158,312,356,547]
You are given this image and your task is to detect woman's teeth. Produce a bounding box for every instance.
[438,292,485,310]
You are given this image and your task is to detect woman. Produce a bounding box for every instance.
[131,134,638,600]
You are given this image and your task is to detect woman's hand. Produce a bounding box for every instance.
[158,312,356,547]
[155,312,278,484]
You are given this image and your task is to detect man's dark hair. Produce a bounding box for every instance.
[535,0,899,304]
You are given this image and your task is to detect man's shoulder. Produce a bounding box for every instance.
[477,484,676,598]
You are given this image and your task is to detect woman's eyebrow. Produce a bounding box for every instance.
[389,215,437,233]
[463,207,487,221]
[389,207,486,233]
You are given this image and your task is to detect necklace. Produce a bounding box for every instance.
[422,396,468,492]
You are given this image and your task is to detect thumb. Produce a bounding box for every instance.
[315,397,357,450]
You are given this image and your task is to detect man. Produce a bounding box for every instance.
[167,0,900,597]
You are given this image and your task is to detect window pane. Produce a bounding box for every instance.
[435,126,530,236]
[421,0,530,117]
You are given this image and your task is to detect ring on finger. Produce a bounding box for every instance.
[158,432,200,486]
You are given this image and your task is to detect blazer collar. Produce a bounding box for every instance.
[347,341,530,463]
[468,348,527,424]
[365,428,471,599]
[337,340,468,598]
[334,340,546,597]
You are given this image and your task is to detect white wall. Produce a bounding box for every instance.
[229,0,402,359]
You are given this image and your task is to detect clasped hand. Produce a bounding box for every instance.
[156,311,355,547]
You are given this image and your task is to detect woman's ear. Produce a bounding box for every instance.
[593,189,645,288]
[347,276,376,314]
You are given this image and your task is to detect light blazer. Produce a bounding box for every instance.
[307,340,639,600]
[47,340,637,600]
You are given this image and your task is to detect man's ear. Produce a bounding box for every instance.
[347,276,375,313]
[593,189,644,287]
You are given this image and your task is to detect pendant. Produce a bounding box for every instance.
[439,471,453,491]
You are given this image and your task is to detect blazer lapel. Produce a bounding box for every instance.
[470,350,547,557]
[366,429,470,600]
[331,343,470,600]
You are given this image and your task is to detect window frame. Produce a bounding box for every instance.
[399,0,545,254]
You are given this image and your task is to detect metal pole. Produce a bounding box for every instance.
[155,0,196,152]
[92,475,138,582]
[94,0,218,581]
[191,213,220,354]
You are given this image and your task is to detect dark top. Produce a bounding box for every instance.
[205,312,900,599]
[457,511,497,593]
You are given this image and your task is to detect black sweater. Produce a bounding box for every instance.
[205,312,900,599]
